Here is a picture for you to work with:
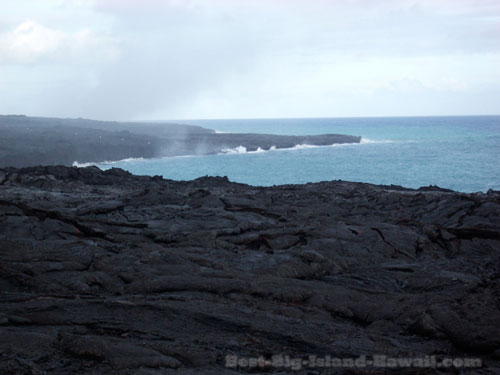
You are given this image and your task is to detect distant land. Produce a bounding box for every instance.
[0,115,361,168]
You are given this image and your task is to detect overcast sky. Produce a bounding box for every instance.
[0,0,499,120]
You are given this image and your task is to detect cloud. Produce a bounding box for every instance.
[0,20,119,64]
[42,0,275,120]
[1,0,499,119]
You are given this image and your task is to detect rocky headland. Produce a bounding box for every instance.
[0,115,360,167]
[0,165,499,374]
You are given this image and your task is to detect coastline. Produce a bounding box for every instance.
[0,115,360,168]
[71,139,371,168]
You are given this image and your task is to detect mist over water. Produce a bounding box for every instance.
[96,116,500,193]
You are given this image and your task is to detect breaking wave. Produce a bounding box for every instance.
[73,157,145,168]
[360,138,395,144]
[74,138,398,167]
[217,138,395,155]
[219,145,268,154]
[72,161,98,168]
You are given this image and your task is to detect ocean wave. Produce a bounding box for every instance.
[73,157,145,168]
[217,139,396,155]
[72,161,98,168]
[360,138,395,144]
[289,144,320,150]
[75,138,397,167]
[220,145,248,154]
[103,157,145,164]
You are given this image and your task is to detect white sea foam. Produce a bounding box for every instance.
[360,138,395,144]
[290,144,319,150]
[216,139,392,156]
[108,157,145,164]
[72,161,97,168]
[75,139,396,167]
[72,157,145,168]
[219,145,283,155]
[220,145,248,154]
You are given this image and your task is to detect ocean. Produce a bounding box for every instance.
[95,116,500,193]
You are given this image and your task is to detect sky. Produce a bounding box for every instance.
[0,0,499,120]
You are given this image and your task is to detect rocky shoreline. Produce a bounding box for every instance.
[0,115,360,168]
[0,165,499,374]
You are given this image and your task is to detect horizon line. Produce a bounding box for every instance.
[2,113,500,123]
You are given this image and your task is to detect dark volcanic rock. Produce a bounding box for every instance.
[0,115,360,167]
[0,166,499,374]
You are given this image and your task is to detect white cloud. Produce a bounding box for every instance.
[0,20,119,64]
[0,0,499,118]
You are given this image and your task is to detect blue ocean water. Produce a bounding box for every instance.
[96,116,500,193]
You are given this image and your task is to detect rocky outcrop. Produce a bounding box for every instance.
[0,166,499,374]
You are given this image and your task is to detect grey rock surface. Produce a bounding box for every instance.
[0,166,499,374]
